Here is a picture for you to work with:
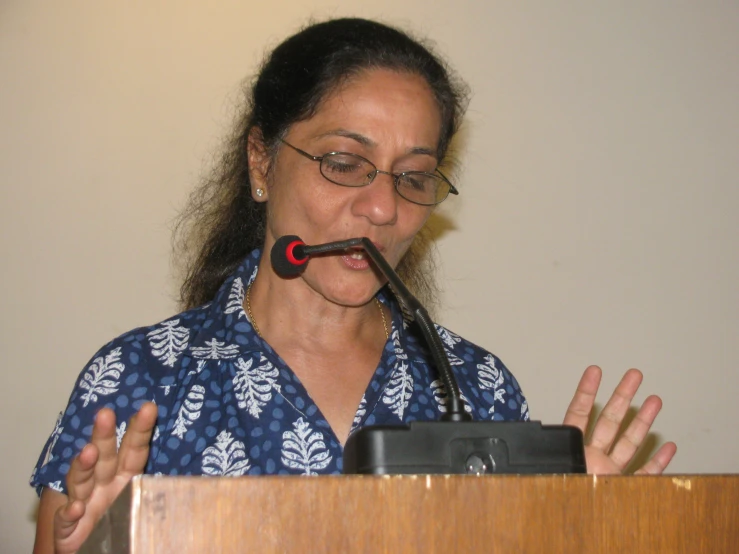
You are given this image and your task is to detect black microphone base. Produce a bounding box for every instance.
[342,421,586,475]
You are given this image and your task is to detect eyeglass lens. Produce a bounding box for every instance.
[320,153,449,206]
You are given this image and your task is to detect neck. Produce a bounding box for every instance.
[245,255,389,355]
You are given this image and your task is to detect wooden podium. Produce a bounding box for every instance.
[80,474,739,553]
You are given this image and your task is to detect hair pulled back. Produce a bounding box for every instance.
[176,18,468,309]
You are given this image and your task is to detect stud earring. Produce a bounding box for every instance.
[255,188,264,198]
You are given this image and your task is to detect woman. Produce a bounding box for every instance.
[31,18,676,553]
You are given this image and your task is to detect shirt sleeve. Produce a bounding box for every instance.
[475,352,529,422]
[498,355,529,421]
[30,334,152,496]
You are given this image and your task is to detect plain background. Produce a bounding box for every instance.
[1,1,737,551]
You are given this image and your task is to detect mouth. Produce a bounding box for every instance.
[339,243,385,271]
[348,250,367,260]
[346,239,386,259]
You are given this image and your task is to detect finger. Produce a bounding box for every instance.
[589,368,643,452]
[635,441,678,475]
[54,499,86,540]
[607,395,663,470]
[91,407,119,486]
[563,365,602,432]
[118,402,158,475]
[66,443,99,502]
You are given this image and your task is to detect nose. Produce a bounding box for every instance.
[351,170,399,226]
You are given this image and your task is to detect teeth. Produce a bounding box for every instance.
[350,251,366,260]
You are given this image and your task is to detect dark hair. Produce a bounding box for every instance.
[175,18,468,309]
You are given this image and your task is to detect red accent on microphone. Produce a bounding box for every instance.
[285,240,308,265]
[271,235,308,277]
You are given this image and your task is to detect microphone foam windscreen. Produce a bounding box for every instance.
[270,235,307,278]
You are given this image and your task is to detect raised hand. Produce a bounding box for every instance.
[34,402,157,554]
[563,366,677,475]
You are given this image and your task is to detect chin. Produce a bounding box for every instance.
[307,258,385,306]
[317,278,382,307]
[328,288,380,308]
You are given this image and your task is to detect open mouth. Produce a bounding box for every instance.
[348,249,367,260]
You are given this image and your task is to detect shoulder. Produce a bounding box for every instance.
[31,251,263,494]
[432,323,530,422]
[30,304,212,495]
[79,304,211,389]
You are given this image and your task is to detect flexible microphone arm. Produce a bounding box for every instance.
[273,235,586,475]
[296,237,471,422]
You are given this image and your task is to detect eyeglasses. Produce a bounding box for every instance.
[279,139,459,206]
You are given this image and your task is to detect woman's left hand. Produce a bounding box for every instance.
[563,365,677,475]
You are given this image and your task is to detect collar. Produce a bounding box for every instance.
[186,249,412,360]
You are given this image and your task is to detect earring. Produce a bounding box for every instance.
[255,188,264,198]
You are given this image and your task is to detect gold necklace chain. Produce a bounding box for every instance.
[244,282,262,337]
[245,282,389,341]
[377,296,389,340]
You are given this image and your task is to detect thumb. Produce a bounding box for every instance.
[54,499,86,540]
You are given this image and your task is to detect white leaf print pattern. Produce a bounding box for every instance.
[391,329,407,360]
[281,417,332,475]
[233,355,280,419]
[201,430,251,476]
[191,339,240,360]
[478,354,505,390]
[432,325,464,365]
[430,380,473,414]
[147,319,190,367]
[435,325,462,350]
[116,421,127,450]
[187,359,207,377]
[223,277,245,316]
[350,395,368,433]
[494,388,506,403]
[41,413,64,466]
[49,481,63,493]
[382,362,413,419]
[477,354,507,415]
[445,349,465,366]
[79,348,125,407]
[486,388,508,417]
[172,385,205,439]
[521,400,530,421]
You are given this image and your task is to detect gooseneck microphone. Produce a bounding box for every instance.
[270,235,586,475]
[271,234,469,420]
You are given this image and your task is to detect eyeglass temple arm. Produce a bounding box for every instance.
[435,169,458,195]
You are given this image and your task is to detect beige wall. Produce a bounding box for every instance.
[1,1,737,551]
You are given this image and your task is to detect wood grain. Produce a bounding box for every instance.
[81,475,739,553]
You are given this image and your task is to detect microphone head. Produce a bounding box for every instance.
[270,235,308,278]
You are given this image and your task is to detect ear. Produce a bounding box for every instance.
[247,127,270,202]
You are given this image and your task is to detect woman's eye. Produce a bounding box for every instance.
[401,175,431,191]
[324,157,362,174]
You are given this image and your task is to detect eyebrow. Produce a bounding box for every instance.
[315,128,438,159]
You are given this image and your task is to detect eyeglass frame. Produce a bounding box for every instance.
[278,139,459,206]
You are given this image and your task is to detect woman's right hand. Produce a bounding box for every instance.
[34,402,157,554]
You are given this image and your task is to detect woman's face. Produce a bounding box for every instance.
[252,68,442,307]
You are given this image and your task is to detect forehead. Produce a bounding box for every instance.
[291,69,442,151]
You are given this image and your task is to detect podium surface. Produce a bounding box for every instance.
[81,474,739,553]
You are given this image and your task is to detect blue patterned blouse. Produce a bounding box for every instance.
[31,249,529,494]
